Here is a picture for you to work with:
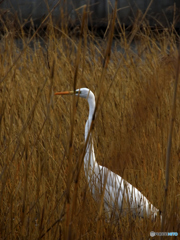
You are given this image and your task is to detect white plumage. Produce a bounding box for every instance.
[55,88,161,220]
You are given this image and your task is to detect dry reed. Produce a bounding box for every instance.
[0,10,180,240]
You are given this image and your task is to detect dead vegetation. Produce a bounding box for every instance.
[0,16,180,239]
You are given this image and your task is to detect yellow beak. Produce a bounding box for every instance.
[55,91,74,95]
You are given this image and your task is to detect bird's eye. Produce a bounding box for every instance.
[76,90,81,94]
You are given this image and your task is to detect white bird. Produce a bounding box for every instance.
[55,88,161,220]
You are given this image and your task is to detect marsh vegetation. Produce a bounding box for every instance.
[0,15,180,239]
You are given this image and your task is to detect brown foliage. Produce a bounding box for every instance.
[0,24,179,239]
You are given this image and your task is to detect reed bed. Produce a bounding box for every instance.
[0,18,180,239]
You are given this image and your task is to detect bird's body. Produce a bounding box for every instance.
[55,88,160,220]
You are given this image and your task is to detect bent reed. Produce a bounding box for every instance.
[0,17,179,239]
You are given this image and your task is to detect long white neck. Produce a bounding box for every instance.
[84,91,97,175]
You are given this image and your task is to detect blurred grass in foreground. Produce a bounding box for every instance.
[0,18,180,239]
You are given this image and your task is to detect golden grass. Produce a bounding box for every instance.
[0,20,180,239]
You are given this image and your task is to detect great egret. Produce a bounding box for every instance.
[55,88,161,220]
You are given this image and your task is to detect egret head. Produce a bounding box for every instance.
[75,88,93,99]
[55,88,94,100]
